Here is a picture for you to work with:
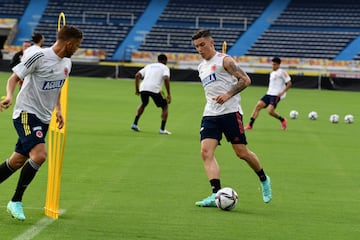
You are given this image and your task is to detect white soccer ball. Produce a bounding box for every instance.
[215,187,238,211]
[289,110,299,119]
[308,111,318,120]
[329,114,339,123]
[344,114,354,124]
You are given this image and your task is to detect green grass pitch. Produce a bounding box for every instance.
[0,71,359,239]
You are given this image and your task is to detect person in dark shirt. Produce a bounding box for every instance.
[9,40,31,69]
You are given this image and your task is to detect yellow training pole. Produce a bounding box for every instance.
[222,41,227,54]
[44,12,68,219]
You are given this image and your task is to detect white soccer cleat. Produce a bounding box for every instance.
[159,129,171,135]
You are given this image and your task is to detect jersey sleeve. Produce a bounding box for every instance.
[163,66,170,78]
[12,52,43,80]
[138,67,146,78]
[65,58,72,76]
[282,69,291,82]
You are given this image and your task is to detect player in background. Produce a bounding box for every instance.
[191,29,272,207]
[0,25,83,221]
[131,54,172,134]
[23,32,45,58]
[18,32,45,87]
[245,57,292,130]
[9,40,31,69]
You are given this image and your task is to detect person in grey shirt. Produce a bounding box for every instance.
[0,25,83,221]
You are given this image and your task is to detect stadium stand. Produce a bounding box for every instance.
[0,0,29,19]
[34,0,150,59]
[0,0,359,90]
[246,0,360,59]
[137,0,272,54]
[0,0,30,57]
[0,0,360,61]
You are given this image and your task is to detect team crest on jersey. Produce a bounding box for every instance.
[211,64,217,71]
[36,130,43,138]
[64,67,69,76]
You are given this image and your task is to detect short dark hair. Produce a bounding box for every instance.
[272,57,281,64]
[192,29,212,40]
[31,32,43,44]
[158,54,167,62]
[57,25,83,41]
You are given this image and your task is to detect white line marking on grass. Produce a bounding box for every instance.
[13,209,66,240]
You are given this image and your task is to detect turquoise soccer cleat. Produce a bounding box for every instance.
[195,193,217,207]
[261,176,272,203]
[7,201,26,221]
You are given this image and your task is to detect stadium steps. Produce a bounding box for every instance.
[33,0,149,60]
[245,0,360,59]
[137,0,272,55]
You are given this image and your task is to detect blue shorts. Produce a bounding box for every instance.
[13,112,49,157]
[260,95,280,108]
[200,112,247,145]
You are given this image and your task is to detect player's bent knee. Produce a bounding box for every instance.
[30,151,47,165]
[234,148,253,161]
[9,158,27,170]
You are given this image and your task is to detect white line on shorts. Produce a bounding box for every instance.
[13,209,66,240]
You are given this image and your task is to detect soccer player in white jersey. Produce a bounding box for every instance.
[23,32,45,58]
[0,25,83,221]
[191,29,272,207]
[245,57,292,130]
[131,54,172,134]
[18,32,45,87]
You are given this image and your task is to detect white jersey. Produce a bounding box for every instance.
[23,44,42,59]
[267,68,291,98]
[198,52,243,116]
[12,47,71,123]
[138,62,170,93]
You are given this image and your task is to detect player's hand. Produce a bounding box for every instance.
[0,96,12,112]
[135,90,140,96]
[167,95,171,104]
[56,111,64,129]
[212,93,231,104]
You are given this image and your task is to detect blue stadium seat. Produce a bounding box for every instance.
[1,0,360,60]
[246,0,360,59]
[137,0,271,54]
[32,0,149,59]
[0,0,30,18]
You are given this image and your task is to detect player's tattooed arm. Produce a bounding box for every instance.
[224,57,251,96]
[212,57,252,105]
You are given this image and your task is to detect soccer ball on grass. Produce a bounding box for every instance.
[344,114,354,124]
[215,187,238,211]
[289,110,299,119]
[308,111,318,120]
[329,114,339,123]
